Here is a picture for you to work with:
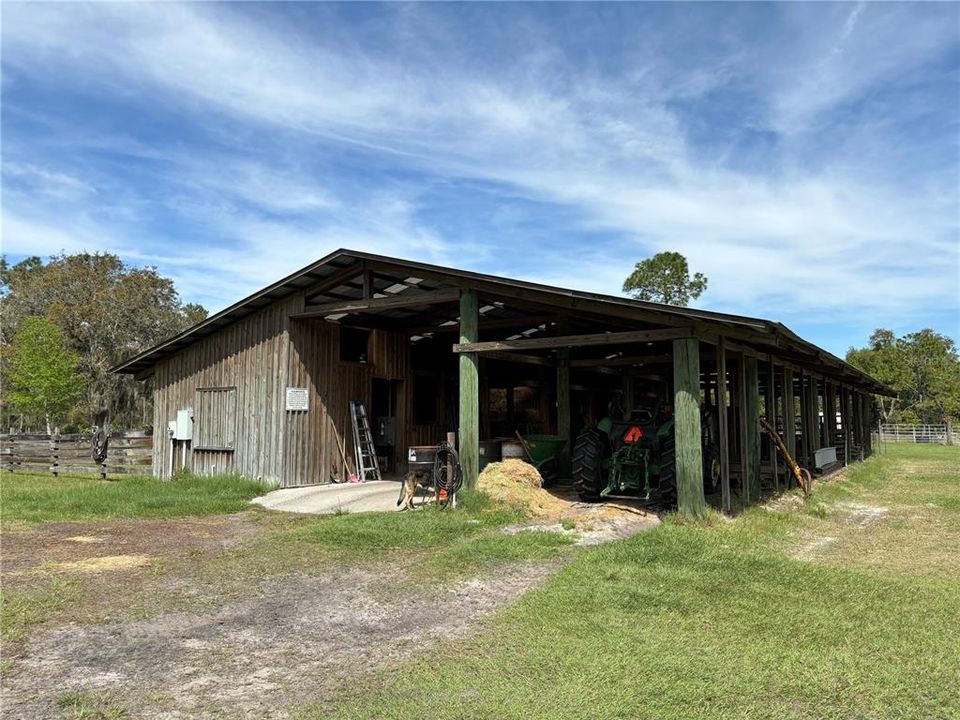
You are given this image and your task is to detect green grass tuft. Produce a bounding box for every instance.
[1,577,83,644]
[56,690,128,719]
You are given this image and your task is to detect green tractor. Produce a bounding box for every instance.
[572,406,720,505]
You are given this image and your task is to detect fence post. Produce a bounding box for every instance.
[948,420,954,446]
[50,431,60,478]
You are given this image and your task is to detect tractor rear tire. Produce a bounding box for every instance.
[573,428,604,501]
[658,436,677,506]
[702,443,721,494]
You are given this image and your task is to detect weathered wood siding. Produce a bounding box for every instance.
[151,298,296,483]
[284,305,425,486]
[151,290,447,486]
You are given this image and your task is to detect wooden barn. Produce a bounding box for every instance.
[113,249,892,515]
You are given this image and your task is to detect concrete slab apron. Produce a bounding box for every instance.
[250,480,403,514]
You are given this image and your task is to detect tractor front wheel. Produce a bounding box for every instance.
[573,428,604,501]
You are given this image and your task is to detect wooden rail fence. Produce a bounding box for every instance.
[1,433,153,479]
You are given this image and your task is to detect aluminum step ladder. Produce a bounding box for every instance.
[349,400,382,483]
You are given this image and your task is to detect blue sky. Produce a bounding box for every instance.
[2,2,958,356]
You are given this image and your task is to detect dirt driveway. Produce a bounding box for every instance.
[2,501,658,718]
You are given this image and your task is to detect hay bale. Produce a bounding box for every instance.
[477,459,567,516]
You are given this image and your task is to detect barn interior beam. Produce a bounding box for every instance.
[292,287,462,318]
[453,327,692,353]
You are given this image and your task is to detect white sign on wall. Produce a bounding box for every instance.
[285,387,309,412]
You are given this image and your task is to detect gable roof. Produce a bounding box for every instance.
[112,248,893,395]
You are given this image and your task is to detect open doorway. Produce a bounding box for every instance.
[372,378,401,474]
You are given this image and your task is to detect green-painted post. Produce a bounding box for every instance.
[459,290,479,488]
[673,338,706,518]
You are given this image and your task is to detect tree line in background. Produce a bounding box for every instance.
[1,253,206,433]
[846,329,960,425]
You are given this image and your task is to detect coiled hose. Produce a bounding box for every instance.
[433,441,463,496]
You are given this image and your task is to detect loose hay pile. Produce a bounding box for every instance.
[477,459,569,517]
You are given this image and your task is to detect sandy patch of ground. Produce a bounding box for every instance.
[40,554,152,574]
[836,502,889,528]
[2,514,259,575]
[791,502,890,562]
[3,561,565,719]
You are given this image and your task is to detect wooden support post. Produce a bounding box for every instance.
[744,356,761,503]
[717,338,731,513]
[737,355,749,504]
[458,290,480,489]
[362,267,374,299]
[768,360,779,493]
[854,392,870,460]
[673,338,706,518]
[557,347,571,476]
[782,368,796,486]
[800,373,816,466]
[825,383,838,448]
[842,387,852,465]
[538,365,552,433]
[479,358,491,439]
[819,381,830,449]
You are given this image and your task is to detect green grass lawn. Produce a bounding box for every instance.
[312,443,960,720]
[0,471,270,522]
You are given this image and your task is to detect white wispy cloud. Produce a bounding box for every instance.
[1,2,956,346]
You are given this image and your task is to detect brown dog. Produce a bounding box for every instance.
[396,470,432,510]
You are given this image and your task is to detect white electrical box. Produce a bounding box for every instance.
[173,409,194,440]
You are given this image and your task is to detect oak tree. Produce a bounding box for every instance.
[622,251,708,306]
[1,253,206,430]
[3,317,85,433]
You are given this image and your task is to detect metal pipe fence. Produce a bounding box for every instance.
[877,424,954,445]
